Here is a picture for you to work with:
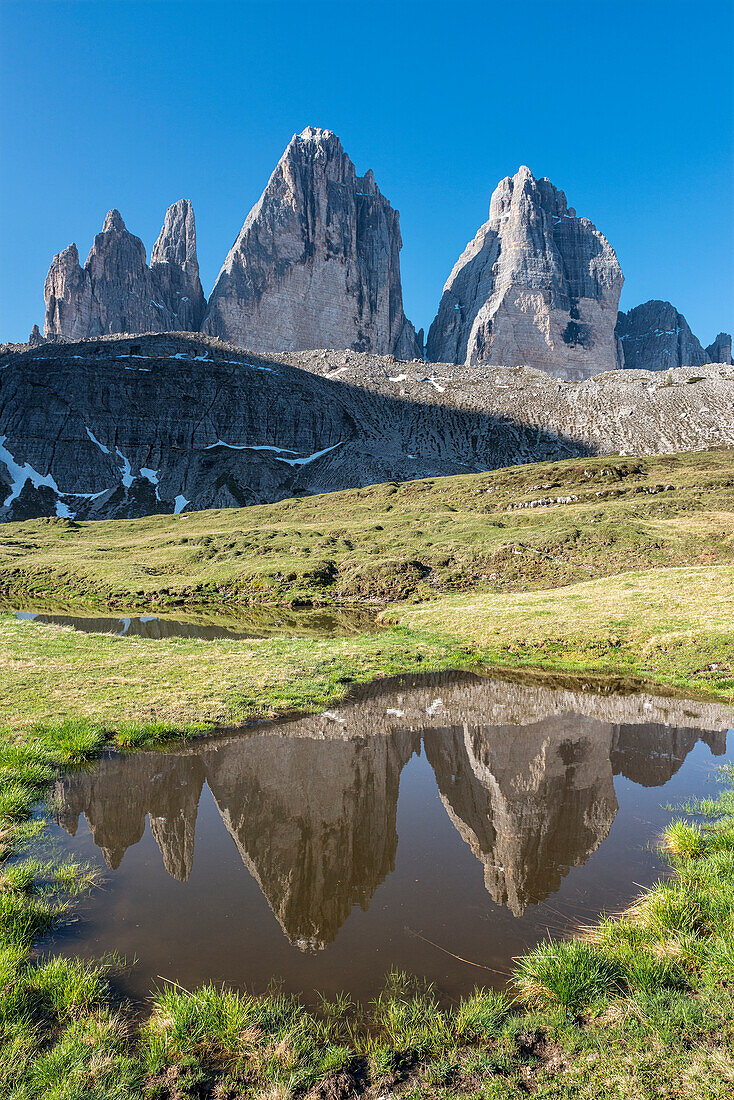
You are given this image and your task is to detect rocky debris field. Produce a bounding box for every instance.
[1,331,733,522]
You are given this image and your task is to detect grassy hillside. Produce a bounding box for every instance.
[0,448,732,607]
[1,560,733,732]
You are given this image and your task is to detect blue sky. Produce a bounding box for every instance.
[1,0,732,346]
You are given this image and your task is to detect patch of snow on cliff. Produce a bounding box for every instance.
[0,435,62,506]
[115,448,134,488]
[85,427,111,454]
[204,441,299,454]
[274,442,343,466]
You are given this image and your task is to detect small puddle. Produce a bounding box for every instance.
[11,605,381,640]
[43,670,734,1007]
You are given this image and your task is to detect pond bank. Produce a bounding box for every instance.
[1,562,732,735]
[1,712,732,1097]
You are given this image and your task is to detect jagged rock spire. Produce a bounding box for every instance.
[203,127,420,357]
[427,166,624,379]
[706,332,733,365]
[43,202,205,338]
[150,199,206,331]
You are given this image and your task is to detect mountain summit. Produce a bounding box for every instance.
[202,127,420,357]
[44,200,205,338]
[426,166,624,379]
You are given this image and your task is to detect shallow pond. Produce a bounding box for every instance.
[11,605,380,640]
[45,670,734,1006]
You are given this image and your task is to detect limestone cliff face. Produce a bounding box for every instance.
[616,300,707,371]
[706,332,734,365]
[203,128,420,357]
[43,203,205,339]
[44,244,96,340]
[426,166,624,379]
[150,199,207,332]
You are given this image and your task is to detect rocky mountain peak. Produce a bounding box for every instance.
[203,127,420,357]
[150,199,205,330]
[102,209,126,233]
[615,300,707,371]
[44,203,205,339]
[151,199,198,269]
[427,166,623,379]
[706,332,733,365]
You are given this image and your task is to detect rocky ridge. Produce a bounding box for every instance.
[1,332,733,521]
[33,135,730,378]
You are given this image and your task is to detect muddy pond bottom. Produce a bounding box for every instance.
[45,671,734,1006]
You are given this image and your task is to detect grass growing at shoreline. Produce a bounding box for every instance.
[0,561,732,734]
[1,715,732,1098]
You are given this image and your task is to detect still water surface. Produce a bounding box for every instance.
[45,671,734,1006]
[13,606,379,640]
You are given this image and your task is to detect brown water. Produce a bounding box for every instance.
[12,605,380,640]
[44,671,734,1006]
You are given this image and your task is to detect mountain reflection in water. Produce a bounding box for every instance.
[54,673,731,954]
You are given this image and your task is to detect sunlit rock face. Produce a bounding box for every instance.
[426,166,624,379]
[615,300,707,372]
[43,203,205,339]
[203,127,420,357]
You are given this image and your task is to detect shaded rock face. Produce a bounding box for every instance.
[426,166,624,379]
[43,203,205,339]
[53,672,731,945]
[150,199,207,331]
[203,127,420,357]
[706,332,733,365]
[616,300,707,371]
[2,333,734,522]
